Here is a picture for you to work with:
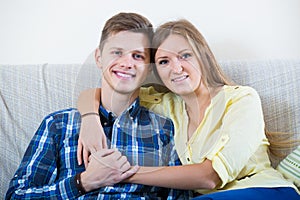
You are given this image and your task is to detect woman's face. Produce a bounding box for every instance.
[155,34,202,96]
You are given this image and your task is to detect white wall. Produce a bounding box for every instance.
[1,0,299,64]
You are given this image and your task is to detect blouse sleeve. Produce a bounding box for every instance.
[208,87,268,187]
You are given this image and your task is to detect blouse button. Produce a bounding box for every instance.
[187,157,190,162]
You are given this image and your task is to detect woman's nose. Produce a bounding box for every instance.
[171,60,183,73]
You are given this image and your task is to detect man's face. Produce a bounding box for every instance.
[96,31,151,95]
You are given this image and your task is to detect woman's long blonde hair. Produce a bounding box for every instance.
[152,19,299,166]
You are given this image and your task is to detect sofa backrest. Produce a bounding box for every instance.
[0,59,299,197]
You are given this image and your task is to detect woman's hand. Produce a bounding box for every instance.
[77,114,108,168]
[80,149,139,192]
[77,88,104,168]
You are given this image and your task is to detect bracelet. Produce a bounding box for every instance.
[75,173,87,195]
[81,112,99,118]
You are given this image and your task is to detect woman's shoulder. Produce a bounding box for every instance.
[139,86,184,117]
[139,85,181,104]
[223,85,260,98]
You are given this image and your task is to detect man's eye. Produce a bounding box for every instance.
[113,51,122,56]
[133,53,145,60]
[180,53,192,60]
[158,59,169,65]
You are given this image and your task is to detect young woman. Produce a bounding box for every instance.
[77,19,299,199]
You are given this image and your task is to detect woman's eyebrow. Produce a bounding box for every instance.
[178,49,191,54]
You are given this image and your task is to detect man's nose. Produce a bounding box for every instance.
[118,54,133,69]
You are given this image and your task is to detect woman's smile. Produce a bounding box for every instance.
[171,74,189,82]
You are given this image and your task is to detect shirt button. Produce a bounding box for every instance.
[104,122,108,126]
[116,123,120,128]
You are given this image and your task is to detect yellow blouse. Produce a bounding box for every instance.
[139,85,298,194]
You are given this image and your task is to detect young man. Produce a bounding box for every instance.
[6,12,189,199]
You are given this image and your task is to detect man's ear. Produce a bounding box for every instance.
[94,48,102,69]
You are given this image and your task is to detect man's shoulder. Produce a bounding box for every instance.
[42,108,81,124]
[36,108,81,140]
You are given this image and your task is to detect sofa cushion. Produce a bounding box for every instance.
[277,145,300,187]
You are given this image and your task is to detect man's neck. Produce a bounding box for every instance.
[101,82,139,116]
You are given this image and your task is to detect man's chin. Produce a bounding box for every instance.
[112,87,138,95]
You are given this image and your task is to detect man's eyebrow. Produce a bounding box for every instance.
[108,47,123,51]
[107,47,150,56]
[132,49,150,56]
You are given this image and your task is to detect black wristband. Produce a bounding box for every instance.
[75,173,87,195]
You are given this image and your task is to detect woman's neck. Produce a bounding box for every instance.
[181,84,218,139]
[182,84,211,112]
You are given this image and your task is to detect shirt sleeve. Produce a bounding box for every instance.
[167,189,192,200]
[5,113,81,200]
[164,119,192,199]
[209,87,268,188]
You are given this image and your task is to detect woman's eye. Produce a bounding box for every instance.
[158,59,169,65]
[180,53,192,60]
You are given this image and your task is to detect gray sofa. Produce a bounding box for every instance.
[1,60,299,198]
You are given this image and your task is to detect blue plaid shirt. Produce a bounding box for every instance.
[6,98,191,199]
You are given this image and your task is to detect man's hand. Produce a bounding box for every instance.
[80,149,139,192]
[77,114,108,168]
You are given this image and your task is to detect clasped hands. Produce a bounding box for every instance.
[77,116,139,192]
[80,148,139,192]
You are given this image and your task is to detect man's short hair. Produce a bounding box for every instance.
[98,12,154,53]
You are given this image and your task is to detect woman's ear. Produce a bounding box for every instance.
[94,48,102,69]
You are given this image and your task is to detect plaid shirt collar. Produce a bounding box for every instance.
[99,97,140,121]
